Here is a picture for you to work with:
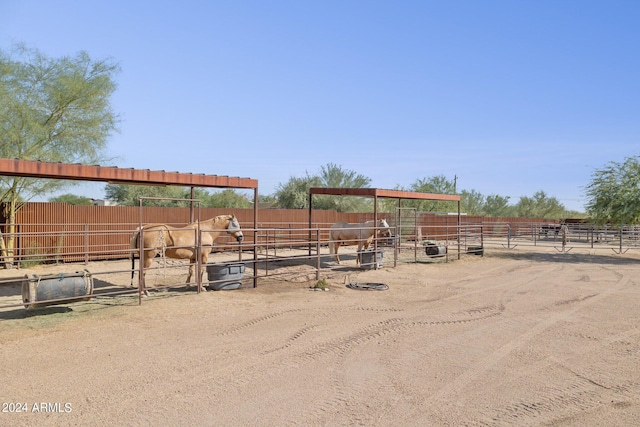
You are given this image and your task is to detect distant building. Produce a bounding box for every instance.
[90,199,118,206]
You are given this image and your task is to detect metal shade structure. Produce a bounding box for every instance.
[308,187,462,261]
[0,157,261,290]
[308,186,460,218]
[0,158,258,189]
[0,156,259,225]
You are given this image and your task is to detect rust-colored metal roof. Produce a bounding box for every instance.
[309,187,460,202]
[0,158,258,189]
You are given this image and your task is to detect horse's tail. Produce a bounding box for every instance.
[328,231,336,254]
[130,228,141,287]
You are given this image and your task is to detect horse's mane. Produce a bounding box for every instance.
[187,215,234,231]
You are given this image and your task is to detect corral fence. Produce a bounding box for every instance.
[1,203,639,313]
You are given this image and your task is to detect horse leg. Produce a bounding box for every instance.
[139,252,155,296]
[198,252,208,291]
[185,255,208,291]
[130,251,136,287]
[186,257,195,284]
[334,242,341,264]
[129,248,150,288]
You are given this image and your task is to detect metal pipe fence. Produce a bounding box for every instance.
[2,221,639,316]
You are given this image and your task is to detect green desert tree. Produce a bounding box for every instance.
[274,175,322,209]
[105,184,200,207]
[0,44,119,266]
[460,189,485,215]
[205,189,252,208]
[313,163,372,212]
[483,194,514,217]
[105,184,252,209]
[584,156,640,225]
[48,194,93,205]
[515,190,565,219]
[274,163,372,212]
[402,175,458,213]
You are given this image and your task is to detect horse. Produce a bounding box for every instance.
[130,214,243,290]
[329,219,391,264]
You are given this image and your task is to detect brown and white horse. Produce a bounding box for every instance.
[130,214,243,289]
[329,219,391,264]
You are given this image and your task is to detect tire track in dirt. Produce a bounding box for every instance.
[294,305,505,362]
[203,307,414,393]
[421,260,565,307]
[484,377,640,426]
[399,265,632,425]
[290,304,506,423]
[201,259,545,420]
[203,303,506,415]
[259,324,318,355]
[203,260,617,423]
[212,309,307,337]
[212,306,404,338]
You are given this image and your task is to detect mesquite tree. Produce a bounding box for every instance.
[585,156,640,226]
[0,44,119,267]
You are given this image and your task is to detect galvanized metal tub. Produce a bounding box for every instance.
[22,270,93,310]
[206,263,245,290]
[358,249,384,269]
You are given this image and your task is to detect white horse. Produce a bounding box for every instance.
[329,219,391,264]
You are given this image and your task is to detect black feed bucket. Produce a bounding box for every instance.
[22,270,94,310]
[206,263,245,290]
[467,245,484,256]
[425,243,447,257]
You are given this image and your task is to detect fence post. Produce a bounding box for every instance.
[196,226,202,294]
[138,227,144,305]
[620,225,623,254]
[315,229,320,281]
[84,224,89,265]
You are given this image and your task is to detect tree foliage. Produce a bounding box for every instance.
[48,193,93,205]
[275,175,321,209]
[397,175,458,213]
[515,190,566,219]
[104,184,188,207]
[206,189,252,208]
[318,163,370,188]
[274,163,373,212]
[0,43,119,266]
[459,189,485,215]
[273,167,579,219]
[104,184,251,208]
[585,156,640,225]
[314,163,372,212]
[483,194,513,217]
[0,44,120,202]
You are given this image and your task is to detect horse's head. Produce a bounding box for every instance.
[226,214,244,243]
[378,219,392,238]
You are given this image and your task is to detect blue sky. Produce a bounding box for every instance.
[2,1,639,212]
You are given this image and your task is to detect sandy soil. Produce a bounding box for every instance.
[0,246,638,426]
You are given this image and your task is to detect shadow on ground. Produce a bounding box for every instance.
[489,250,640,266]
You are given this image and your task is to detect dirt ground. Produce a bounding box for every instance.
[0,245,638,426]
